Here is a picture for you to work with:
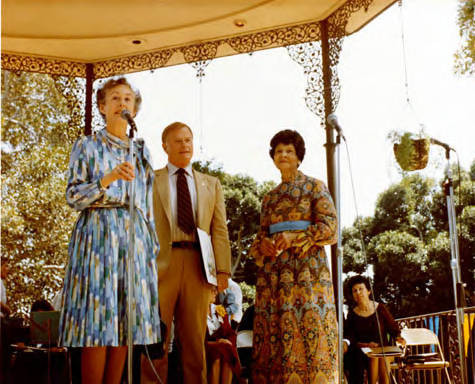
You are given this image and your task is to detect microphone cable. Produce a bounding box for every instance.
[143,343,163,384]
[343,138,399,382]
[137,285,164,384]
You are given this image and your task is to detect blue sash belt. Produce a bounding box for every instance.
[269,220,311,235]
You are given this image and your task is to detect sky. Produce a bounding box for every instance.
[125,0,474,229]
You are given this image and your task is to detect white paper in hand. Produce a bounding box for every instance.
[197,227,217,286]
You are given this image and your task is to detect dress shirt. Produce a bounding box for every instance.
[167,162,198,241]
[227,278,243,323]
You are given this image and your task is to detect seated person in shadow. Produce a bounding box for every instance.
[206,286,241,384]
[10,299,70,384]
[31,299,55,313]
[1,257,12,383]
[236,304,254,382]
[344,275,405,384]
[30,299,56,347]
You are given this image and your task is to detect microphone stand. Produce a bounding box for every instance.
[335,129,345,384]
[441,146,467,384]
[326,113,345,383]
[126,119,137,384]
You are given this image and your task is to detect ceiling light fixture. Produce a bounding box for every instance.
[234,19,246,28]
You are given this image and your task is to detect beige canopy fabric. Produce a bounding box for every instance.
[2,0,396,77]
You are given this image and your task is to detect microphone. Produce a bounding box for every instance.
[327,113,345,140]
[120,110,137,138]
[430,137,454,152]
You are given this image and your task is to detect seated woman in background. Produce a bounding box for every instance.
[344,275,405,384]
[206,287,241,384]
[29,299,57,347]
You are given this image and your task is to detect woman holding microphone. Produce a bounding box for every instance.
[59,78,161,384]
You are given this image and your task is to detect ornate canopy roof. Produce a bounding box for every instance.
[2,0,396,78]
[1,0,400,320]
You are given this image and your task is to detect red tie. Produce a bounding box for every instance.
[176,168,195,234]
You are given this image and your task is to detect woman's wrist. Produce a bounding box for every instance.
[100,176,109,190]
[101,171,117,189]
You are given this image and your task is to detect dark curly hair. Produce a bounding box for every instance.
[269,130,306,162]
[96,77,142,121]
[344,274,373,307]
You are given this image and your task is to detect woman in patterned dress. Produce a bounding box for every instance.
[251,130,339,384]
[59,78,161,384]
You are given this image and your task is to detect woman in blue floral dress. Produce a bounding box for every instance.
[59,78,161,384]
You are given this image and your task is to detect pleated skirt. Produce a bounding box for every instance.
[59,207,161,347]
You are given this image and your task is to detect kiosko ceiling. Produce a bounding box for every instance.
[2,0,396,77]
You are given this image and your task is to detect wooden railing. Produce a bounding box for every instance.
[395,306,474,384]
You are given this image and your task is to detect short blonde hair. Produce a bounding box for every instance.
[162,122,193,143]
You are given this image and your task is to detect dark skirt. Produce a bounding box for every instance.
[206,315,241,379]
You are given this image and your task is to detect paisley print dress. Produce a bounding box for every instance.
[251,171,338,384]
[59,129,161,347]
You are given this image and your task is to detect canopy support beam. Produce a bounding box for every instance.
[85,63,94,135]
[321,19,339,310]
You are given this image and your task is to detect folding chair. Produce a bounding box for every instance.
[236,330,253,382]
[398,328,452,384]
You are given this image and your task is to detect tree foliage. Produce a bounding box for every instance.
[343,163,475,317]
[368,231,429,316]
[192,160,275,283]
[454,0,475,75]
[1,71,83,317]
[239,281,256,312]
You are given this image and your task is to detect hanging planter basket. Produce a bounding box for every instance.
[393,132,430,171]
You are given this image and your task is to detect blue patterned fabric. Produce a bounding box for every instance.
[268,220,311,234]
[59,129,161,347]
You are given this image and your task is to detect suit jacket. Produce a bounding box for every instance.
[153,166,231,279]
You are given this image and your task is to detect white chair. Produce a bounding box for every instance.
[236,330,253,349]
[236,330,253,380]
[398,328,452,383]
